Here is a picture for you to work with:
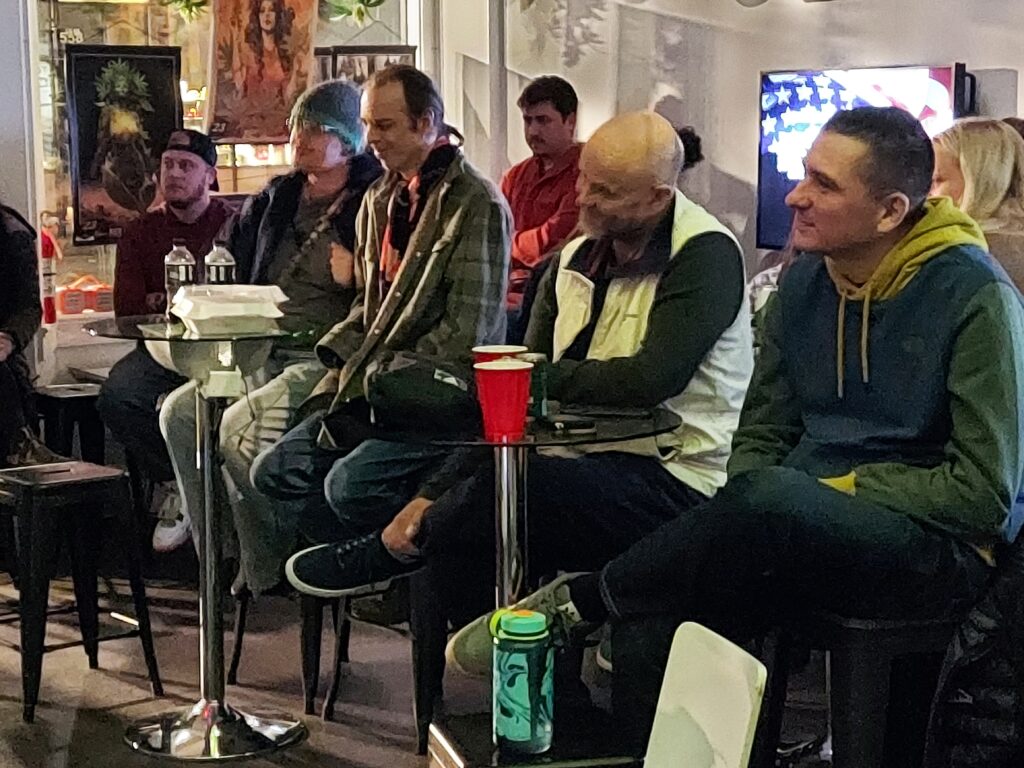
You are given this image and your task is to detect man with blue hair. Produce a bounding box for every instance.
[158,80,382,594]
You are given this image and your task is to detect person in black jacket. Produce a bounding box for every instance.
[158,79,382,593]
[0,202,55,466]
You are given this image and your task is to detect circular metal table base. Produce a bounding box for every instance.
[125,700,307,761]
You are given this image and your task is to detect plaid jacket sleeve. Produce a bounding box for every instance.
[412,192,511,358]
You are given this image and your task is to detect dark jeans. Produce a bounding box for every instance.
[0,356,33,460]
[598,466,992,751]
[98,346,186,482]
[251,411,446,544]
[420,452,708,627]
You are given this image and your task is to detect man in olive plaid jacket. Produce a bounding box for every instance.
[314,134,511,415]
[249,66,510,593]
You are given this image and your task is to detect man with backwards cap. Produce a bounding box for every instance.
[99,128,234,551]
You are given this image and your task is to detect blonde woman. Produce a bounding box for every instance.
[932,118,1024,289]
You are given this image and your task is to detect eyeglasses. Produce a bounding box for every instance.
[289,122,330,136]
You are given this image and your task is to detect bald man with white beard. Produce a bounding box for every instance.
[282,113,754,619]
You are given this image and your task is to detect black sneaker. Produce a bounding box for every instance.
[285,532,421,598]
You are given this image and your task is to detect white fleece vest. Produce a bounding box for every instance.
[547,191,753,497]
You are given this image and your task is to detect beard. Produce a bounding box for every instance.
[580,210,647,241]
[164,182,205,210]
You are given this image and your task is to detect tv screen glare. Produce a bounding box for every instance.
[757,65,961,250]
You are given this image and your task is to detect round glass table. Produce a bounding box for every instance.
[86,316,307,761]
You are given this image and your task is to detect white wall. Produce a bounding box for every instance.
[439,0,1024,261]
[1,0,52,379]
[1,0,40,219]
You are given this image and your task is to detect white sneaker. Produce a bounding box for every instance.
[595,635,613,673]
[151,482,191,552]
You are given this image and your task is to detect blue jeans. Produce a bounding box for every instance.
[251,412,447,544]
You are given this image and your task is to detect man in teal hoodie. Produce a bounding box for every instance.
[446,107,1024,749]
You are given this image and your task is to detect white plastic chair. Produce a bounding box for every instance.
[644,622,768,768]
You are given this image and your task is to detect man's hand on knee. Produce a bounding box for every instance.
[382,497,432,557]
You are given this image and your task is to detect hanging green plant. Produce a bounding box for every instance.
[324,0,389,25]
[160,0,210,23]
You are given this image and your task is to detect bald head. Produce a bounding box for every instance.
[577,111,681,241]
[584,112,683,187]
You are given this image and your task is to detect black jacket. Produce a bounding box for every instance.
[924,537,1024,767]
[225,152,382,284]
[0,205,41,352]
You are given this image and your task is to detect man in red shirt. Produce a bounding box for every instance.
[501,76,581,342]
[99,129,233,549]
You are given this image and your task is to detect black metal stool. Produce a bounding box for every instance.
[34,384,106,464]
[756,612,956,768]
[0,461,163,722]
[228,588,351,719]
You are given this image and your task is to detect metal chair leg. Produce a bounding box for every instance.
[829,647,891,768]
[410,570,447,755]
[227,587,250,686]
[68,513,100,669]
[749,628,794,768]
[16,503,59,723]
[300,595,324,716]
[323,597,351,721]
[117,479,163,696]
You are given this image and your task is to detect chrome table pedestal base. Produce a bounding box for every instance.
[125,699,307,760]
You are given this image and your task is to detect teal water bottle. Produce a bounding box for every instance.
[491,609,554,754]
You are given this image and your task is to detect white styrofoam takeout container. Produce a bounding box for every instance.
[145,285,289,378]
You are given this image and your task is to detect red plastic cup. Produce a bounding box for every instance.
[472,344,528,364]
[474,359,534,442]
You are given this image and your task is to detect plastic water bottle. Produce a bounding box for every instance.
[492,609,554,754]
[164,238,196,314]
[204,240,237,285]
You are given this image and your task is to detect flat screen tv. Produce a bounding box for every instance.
[757,64,975,250]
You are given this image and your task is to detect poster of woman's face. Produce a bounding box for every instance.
[208,0,316,144]
[66,45,182,245]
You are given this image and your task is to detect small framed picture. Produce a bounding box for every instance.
[327,45,417,87]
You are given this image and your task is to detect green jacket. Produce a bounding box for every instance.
[313,152,511,428]
[729,200,1024,546]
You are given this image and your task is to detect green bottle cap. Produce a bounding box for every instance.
[494,609,549,640]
